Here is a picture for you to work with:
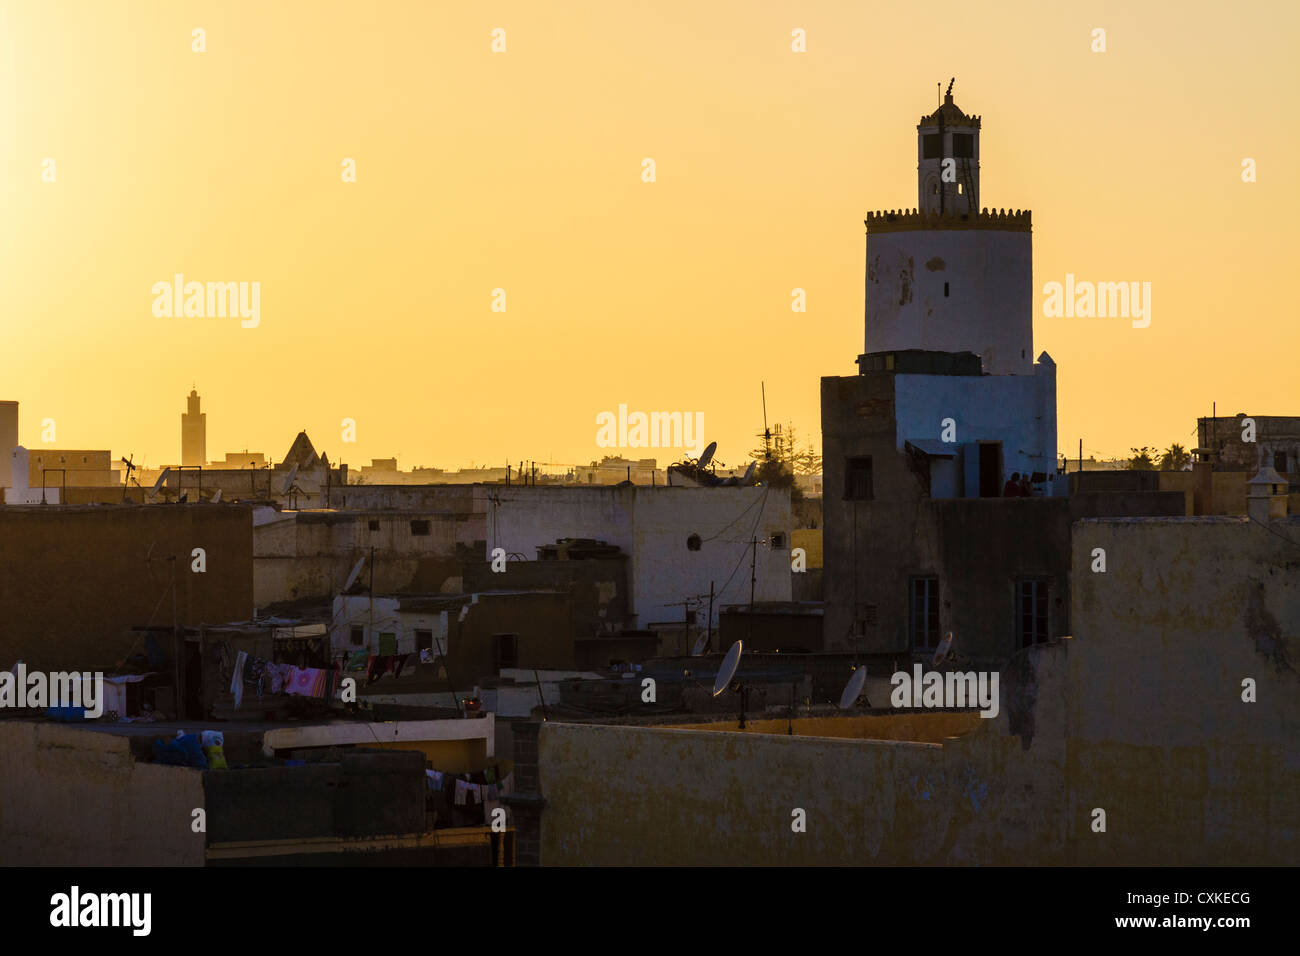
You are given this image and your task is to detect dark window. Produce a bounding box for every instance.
[1017,579,1050,649]
[1274,451,1288,474]
[770,532,785,549]
[350,625,363,646]
[978,442,1002,498]
[493,633,519,670]
[686,533,701,551]
[409,519,430,536]
[415,629,433,651]
[368,519,380,531]
[909,578,940,650]
[944,282,950,297]
[952,133,974,158]
[922,133,942,159]
[845,457,874,500]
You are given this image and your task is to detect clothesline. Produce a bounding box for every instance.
[230,650,340,708]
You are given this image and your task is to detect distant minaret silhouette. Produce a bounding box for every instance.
[182,387,206,466]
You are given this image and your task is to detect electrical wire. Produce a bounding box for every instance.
[710,485,772,605]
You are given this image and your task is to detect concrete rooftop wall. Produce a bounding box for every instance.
[0,722,206,866]
[536,519,1299,864]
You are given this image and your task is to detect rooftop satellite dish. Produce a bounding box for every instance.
[691,632,708,656]
[343,553,367,592]
[209,488,222,504]
[712,640,742,697]
[932,632,954,667]
[839,666,868,710]
[279,463,299,496]
[150,467,171,496]
[697,442,717,472]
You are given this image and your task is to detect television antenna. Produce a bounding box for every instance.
[120,454,140,503]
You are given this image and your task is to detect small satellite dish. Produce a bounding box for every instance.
[691,633,708,656]
[697,441,717,472]
[712,640,742,697]
[932,632,954,666]
[741,461,756,483]
[343,553,367,592]
[150,467,171,495]
[839,666,868,709]
[209,488,222,504]
[279,463,299,496]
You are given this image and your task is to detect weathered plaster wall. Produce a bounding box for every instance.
[822,373,1067,660]
[893,363,1057,485]
[463,557,629,637]
[1198,415,1300,473]
[865,229,1033,376]
[0,505,254,669]
[536,655,1067,866]
[536,520,1299,865]
[487,486,791,628]
[0,722,206,866]
[254,510,478,606]
[1068,517,1300,864]
[324,483,485,516]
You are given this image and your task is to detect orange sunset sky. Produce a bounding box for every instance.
[2,0,1296,472]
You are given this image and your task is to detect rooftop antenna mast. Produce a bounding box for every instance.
[761,382,770,461]
[120,454,139,503]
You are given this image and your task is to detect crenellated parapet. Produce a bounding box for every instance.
[865,207,1031,234]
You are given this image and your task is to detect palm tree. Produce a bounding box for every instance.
[1159,443,1191,471]
[1127,447,1157,471]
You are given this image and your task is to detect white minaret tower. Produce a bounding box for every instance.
[917,79,980,215]
[864,81,1032,375]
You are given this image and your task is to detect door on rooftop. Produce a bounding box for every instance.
[493,633,519,671]
[978,441,1002,497]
